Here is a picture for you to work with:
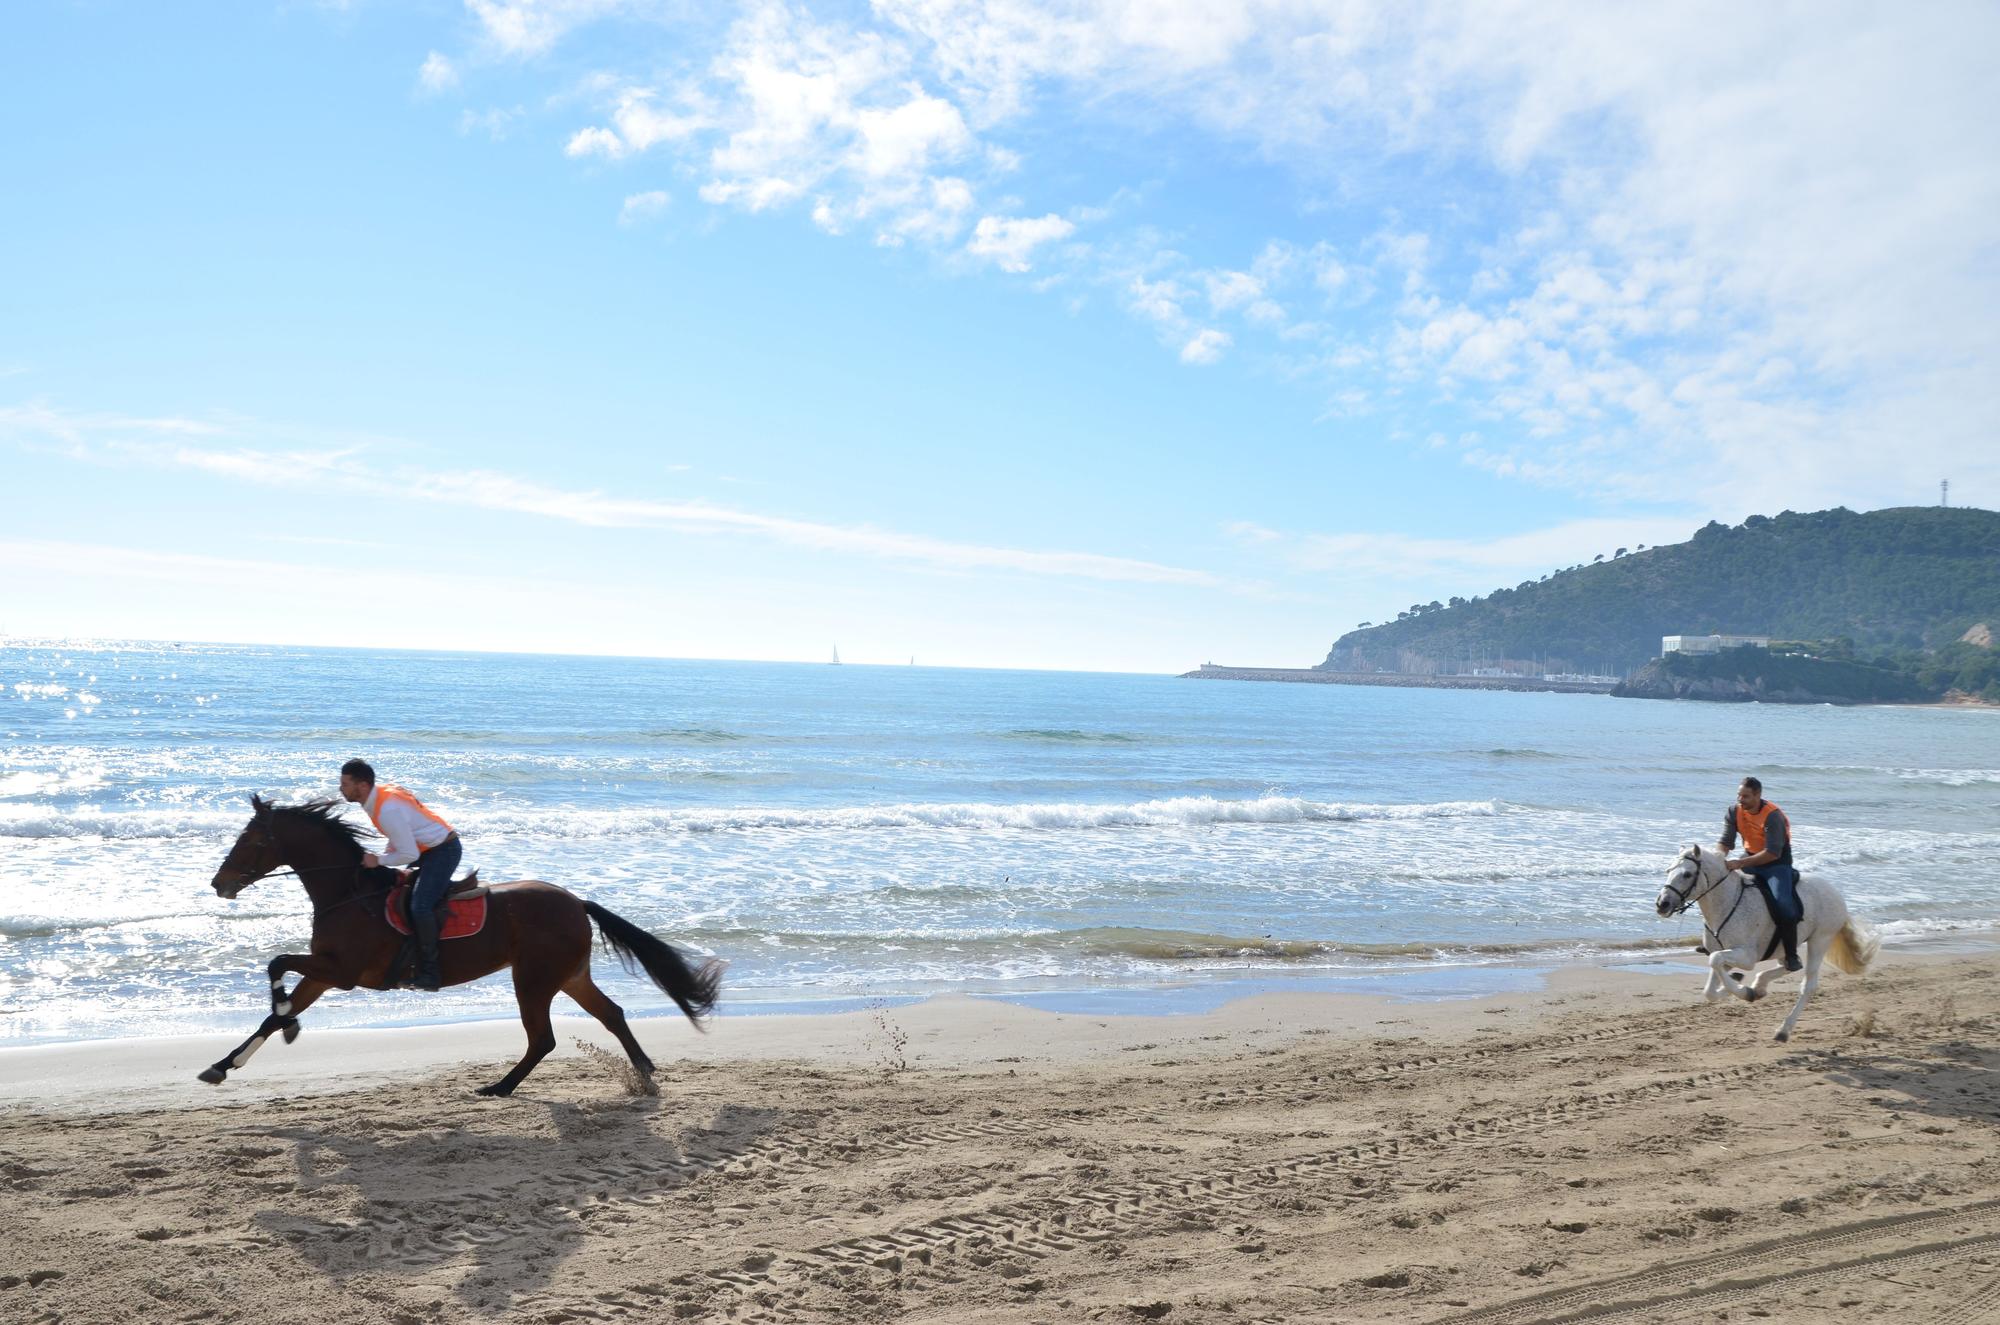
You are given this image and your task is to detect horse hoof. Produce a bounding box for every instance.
[281,1019,301,1044]
[475,1083,512,1098]
[197,1067,226,1085]
[1774,1029,1790,1043]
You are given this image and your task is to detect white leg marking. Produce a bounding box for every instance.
[231,1035,268,1069]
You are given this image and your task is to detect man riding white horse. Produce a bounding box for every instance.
[1719,775,1801,972]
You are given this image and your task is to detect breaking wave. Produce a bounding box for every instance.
[0,794,1507,840]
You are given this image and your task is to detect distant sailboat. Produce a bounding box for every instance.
[830,645,841,666]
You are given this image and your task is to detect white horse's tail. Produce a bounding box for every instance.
[1826,918,1880,975]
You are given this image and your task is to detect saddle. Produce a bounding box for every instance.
[385,873,490,940]
[1697,875,1800,962]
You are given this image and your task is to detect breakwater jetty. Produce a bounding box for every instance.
[1183,665,1617,695]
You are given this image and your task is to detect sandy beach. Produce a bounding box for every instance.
[3,951,1997,1324]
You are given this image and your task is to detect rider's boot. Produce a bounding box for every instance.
[1776,918,1802,972]
[413,910,444,992]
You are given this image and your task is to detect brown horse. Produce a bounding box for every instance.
[205,795,721,1096]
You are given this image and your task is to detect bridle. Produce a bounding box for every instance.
[1661,847,1755,950]
[1659,848,1724,916]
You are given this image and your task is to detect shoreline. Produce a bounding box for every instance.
[6,928,1995,1052]
[8,942,1994,1115]
[1181,664,1619,694]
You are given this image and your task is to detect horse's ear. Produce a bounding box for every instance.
[250,793,269,816]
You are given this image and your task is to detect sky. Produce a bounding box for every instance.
[2,1,1995,672]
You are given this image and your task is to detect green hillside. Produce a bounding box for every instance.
[1319,506,2000,677]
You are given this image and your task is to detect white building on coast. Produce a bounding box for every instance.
[1661,633,1772,656]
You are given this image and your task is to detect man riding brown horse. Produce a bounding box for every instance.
[338,758,457,991]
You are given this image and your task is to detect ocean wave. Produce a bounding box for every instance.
[996,729,1143,744]
[0,794,1507,840]
[1889,768,2000,787]
[1743,762,2000,785]
[264,726,757,746]
[679,923,1700,965]
[0,905,303,939]
[0,804,247,840]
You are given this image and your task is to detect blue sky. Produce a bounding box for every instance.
[4,1,1995,671]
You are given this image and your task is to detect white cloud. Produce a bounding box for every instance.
[5,403,1224,589]
[1204,270,1262,312]
[469,2,2000,503]
[965,213,1072,272]
[465,0,633,58]
[417,51,460,95]
[460,107,523,139]
[565,126,626,159]
[618,189,672,224]
[1179,329,1231,365]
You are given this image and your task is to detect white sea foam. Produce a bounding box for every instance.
[0,794,1506,840]
[1890,767,2000,786]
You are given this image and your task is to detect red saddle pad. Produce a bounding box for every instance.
[385,883,488,940]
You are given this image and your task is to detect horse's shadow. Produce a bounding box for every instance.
[1817,1034,2000,1129]
[248,1083,792,1316]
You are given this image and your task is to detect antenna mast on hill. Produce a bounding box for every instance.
[1941,479,1950,507]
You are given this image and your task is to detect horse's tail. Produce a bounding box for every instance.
[583,902,723,1027]
[1826,917,1880,976]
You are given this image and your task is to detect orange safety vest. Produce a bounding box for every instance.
[367,783,455,853]
[1734,799,1784,855]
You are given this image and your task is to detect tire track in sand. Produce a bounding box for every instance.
[706,1061,1787,1314]
[1428,1199,2000,1324]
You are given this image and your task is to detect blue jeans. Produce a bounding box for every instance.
[409,835,462,919]
[1749,862,1800,924]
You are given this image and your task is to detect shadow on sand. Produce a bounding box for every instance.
[246,1072,795,1316]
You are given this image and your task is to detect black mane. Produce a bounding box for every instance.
[270,798,377,859]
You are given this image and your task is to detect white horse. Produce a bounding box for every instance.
[1656,843,1879,1042]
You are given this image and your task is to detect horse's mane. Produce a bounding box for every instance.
[269,799,377,859]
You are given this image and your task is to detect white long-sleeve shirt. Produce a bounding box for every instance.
[366,786,455,867]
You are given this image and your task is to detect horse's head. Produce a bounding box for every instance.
[212,794,283,898]
[1656,843,1712,918]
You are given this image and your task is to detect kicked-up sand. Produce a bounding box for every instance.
[2,951,1997,1324]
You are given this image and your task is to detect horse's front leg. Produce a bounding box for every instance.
[1708,949,1763,1002]
[199,978,334,1086]
[268,955,350,1043]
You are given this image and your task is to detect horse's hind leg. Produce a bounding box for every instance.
[478,972,561,1098]
[564,971,656,1079]
[1773,944,1826,1043]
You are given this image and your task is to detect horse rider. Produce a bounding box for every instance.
[338,758,461,991]
[1719,775,1802,972]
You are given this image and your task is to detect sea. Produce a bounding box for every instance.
[3,641,1996,1044]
